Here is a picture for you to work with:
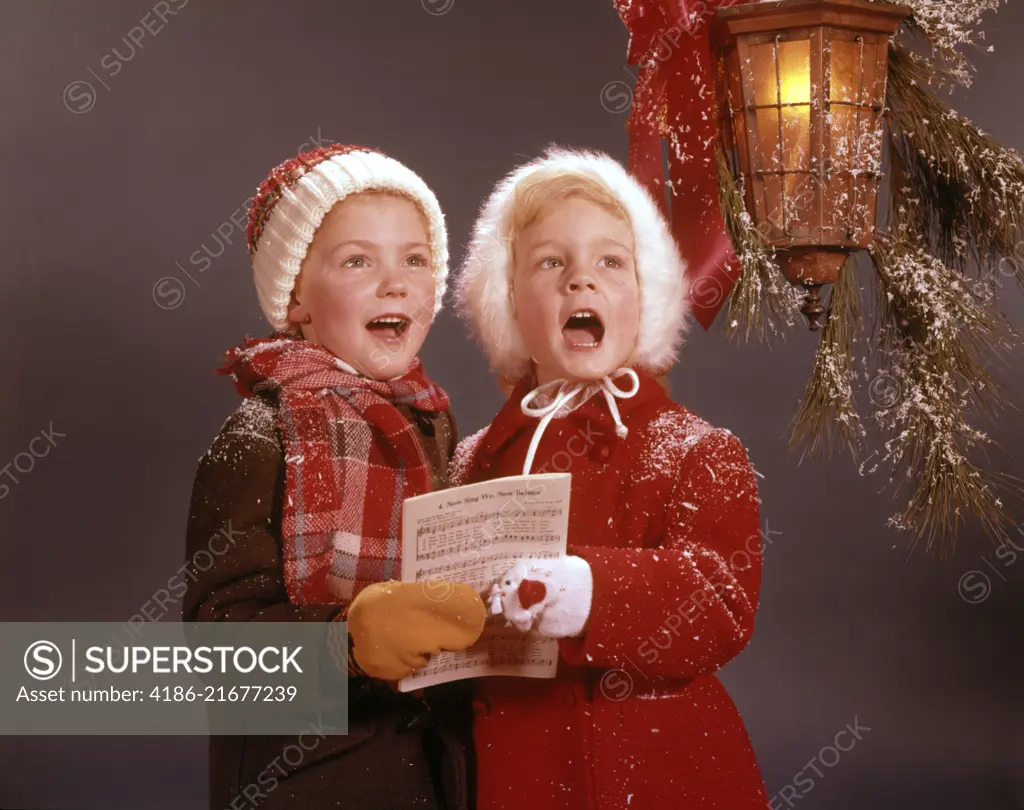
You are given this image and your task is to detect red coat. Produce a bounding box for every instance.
[452,370,767,810]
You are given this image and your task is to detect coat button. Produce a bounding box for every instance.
[472,698,491,718]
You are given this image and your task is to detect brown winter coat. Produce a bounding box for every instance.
[183,392,474,810]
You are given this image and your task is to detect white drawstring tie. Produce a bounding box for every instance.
[519,368,640,475]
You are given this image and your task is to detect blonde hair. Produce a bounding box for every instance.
[506,171,631,266]
[456,147,690,384]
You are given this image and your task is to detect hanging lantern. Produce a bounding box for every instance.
[712,0,909,329]
[617,0,1024,551]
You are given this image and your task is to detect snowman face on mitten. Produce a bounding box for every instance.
[492,560,554,633]
[490,556,593,638]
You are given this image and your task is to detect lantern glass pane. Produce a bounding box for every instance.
[828,38,862,104]
[777,39,811,106]
[762,173,785,234]
[827,104,854,230]
[862,39,884,105]
[755,106,781,170]
[749,42,779,105]
[859,114,884,173]
[822,168,875,242]
[781,107,811,171]
[830,105,859,170]
[779,39,812,203]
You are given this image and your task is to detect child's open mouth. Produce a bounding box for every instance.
[366,314,412,342]
[562,309,605,349]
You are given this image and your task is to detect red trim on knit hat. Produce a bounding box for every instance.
[246,144,383,256]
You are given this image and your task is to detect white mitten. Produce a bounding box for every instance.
[490,556,593,638]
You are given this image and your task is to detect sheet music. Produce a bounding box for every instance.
[397,473,570,692]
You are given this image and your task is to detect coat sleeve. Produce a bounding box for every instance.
[557,427,763,680]
[445,409,460,467]
[448,426,489,488]
[182,397,370,683]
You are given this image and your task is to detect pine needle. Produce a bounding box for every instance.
[788,256,867,463]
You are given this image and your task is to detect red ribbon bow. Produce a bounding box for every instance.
[615,0,745,329]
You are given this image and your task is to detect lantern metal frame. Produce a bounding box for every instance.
[712,0,910,328]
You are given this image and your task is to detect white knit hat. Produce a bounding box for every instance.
[246,145,448,331]
[456,146,691,382]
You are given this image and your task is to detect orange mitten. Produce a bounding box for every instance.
[347,581,486,681]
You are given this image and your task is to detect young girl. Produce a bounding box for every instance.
[452,148,768,808]
[184,144,484,810]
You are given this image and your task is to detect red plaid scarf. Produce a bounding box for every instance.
[220,333,450,606]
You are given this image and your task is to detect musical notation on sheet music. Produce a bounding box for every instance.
[413,548,561,582]
[397,474,571,692]
[416,507,564,538]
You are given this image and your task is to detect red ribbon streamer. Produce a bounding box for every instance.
[617,0,743,330]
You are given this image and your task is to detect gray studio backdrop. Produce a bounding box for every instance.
[1,1,1023,808]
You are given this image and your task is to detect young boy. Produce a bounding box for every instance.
[452,147,768,809]
[184,144,484,810]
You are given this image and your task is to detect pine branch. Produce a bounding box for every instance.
[716,146,803,344]
[865,225,1021,555]
[873,0,1005,88]
[788,256,867,462]
[887,43,1024,286]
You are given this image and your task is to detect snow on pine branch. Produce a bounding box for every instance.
[874,0,1006,86]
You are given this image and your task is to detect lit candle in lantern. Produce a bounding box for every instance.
[779,47,810,105]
